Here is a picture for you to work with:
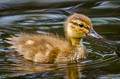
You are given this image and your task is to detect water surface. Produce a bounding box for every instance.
[0,0,120,79]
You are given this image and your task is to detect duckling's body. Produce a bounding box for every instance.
[9,34,86,63]
[8,13,102,63]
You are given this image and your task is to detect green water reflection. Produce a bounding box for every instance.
[0,0,120,79]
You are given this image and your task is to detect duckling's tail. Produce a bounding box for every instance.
[6,36,19,49]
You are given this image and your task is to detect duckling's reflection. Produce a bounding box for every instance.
[13,61,84,79]
[65,64,84,79]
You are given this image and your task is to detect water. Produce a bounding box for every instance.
[0,0,120,79]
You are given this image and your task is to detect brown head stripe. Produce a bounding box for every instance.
[70,21,90,30]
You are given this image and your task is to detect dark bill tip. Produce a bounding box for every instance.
[99,37,104,40]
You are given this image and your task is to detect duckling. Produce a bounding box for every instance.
[7,13,103,63]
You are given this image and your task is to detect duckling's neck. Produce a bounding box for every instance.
[69,37,83,46]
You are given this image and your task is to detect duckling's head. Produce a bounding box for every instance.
[65,13,103,45]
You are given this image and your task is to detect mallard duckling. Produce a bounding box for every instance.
[7,13,103,63]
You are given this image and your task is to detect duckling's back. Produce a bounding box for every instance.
[8,34,72,63]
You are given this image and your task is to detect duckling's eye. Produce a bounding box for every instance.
[78,23,84,27]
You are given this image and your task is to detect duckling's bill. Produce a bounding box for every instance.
[87,29,104,40]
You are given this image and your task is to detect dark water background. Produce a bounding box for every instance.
[0,0,120,79]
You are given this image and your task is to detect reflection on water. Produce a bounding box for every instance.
[66,64,84,79]
[0,0,120,79]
